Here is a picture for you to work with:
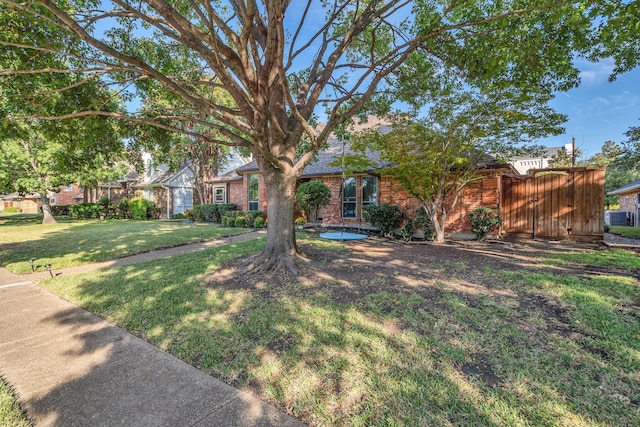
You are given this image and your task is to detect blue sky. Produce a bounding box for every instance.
[538,59,640,160]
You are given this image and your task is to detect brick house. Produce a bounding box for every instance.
[608,179,640,226]
[0,192,43,213]
[208,135,511,236]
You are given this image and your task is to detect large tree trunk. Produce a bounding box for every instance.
[41,194,57,224]
[242,166,307,275]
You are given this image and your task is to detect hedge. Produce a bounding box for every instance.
[192,203,238,223]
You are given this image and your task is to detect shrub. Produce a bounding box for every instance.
[50,205,69,216]
[192,205,206,222]
[362,204,405,237]
[243,210,264,225]
[294,217,305,226]
[469,207,503,241]
[217,203,238,221]
[5,206,22,213]
[253,216,265,228]
[172,213,186,219]
[117,200,130,219]
[413,209,435,240]
[128,197,154,220]
[68,203,101,219]
[295,181,331,222]
[234,216,247,227]
[183,209,194,220]
[202,204,217,222]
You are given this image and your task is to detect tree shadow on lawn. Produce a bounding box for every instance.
[39,239,640,426]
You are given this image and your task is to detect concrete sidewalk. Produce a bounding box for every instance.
[25,229,267,282]
[0,254,303,426]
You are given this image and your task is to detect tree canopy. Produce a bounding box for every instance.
[1,0,639,270]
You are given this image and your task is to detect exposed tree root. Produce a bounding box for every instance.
[241,248,310,275]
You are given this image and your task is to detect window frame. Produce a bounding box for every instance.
[361,176,378,208]
[342,176,357,219]
[248,174,259,211]
[213,186,226,204]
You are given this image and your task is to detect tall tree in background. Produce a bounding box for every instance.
[1,1,638,272]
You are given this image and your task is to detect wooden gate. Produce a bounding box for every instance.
[501,167,604,240]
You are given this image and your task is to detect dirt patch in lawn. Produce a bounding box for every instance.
[209,234,606,300]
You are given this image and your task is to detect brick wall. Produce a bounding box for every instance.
[618,191,639,213]
[229,181,245,209]
[223,170,504,232]
[54,185,83,205]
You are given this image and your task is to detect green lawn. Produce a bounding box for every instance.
[0,378,29,427]
[0,215,249,274]
[35,236,640,426]
[609,225,640,239]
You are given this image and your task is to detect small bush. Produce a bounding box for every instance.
[128,197,154,220]
[202,204,217,222]
[217,203,238,221]
[294,217,305,226]
[50,205,69,216]
[5,206,22,213]
[413,209,435,240]
[362,204,405,237]
[469,207,503,241]
[172,213,186,219]
[183,209,194,220]
[296,181,331,222]
[68,203,101,219]
[234,216,247,227]
[192,205,205,222]
[244,210,264,225]
[604,224,610,233]
[117,200,130,219]
[253,216,265,228]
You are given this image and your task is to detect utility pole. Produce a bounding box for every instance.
[571,136,576,167]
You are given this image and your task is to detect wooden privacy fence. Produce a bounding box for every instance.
[501,167,605,240]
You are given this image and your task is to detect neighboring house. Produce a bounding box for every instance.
[132,153,198,219]
[51,184,84,206]
[1,188,76,213]
[608,179,640,226]
[0,192,44,213]
[95,166,140,204]
[510,143,574,175]
[210,134,512,235]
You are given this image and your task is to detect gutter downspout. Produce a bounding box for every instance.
[161,184,171,219]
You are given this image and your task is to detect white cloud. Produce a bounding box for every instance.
[577,58,615,85]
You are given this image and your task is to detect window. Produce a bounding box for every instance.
[173,188,193,214]
[143,188,154,201]
[248,174,259,211]
[65,185,73,192]
[214,186,226,203]
[342,177,357,219]
[361,176,378,207]
[50,197,57,205]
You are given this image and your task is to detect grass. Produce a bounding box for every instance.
[33,235,640,426]
[609,225,640,239]
[0,378,29,427]
[0,215,250,274]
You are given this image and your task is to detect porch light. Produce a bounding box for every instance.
[44,264,53,278]
[28,258,35,273]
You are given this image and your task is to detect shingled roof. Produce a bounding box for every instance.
[220,118,508,181]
